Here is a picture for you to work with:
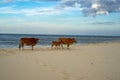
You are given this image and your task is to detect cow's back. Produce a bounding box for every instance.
[52,41,61,46]
[59,38,71,44]
[20,38,39,46]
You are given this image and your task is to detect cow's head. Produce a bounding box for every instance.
[71,38,77,43]
[35,38,39,43]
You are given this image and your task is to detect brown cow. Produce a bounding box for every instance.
[58,38,77,49]
[51,41,61,49]
[19,38,39,50]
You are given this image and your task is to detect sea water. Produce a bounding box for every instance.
[0,33,120,48]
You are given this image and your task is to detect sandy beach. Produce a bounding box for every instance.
[0,42,120,80]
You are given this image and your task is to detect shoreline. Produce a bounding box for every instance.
[0,40,120,49]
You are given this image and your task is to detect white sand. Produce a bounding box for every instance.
[0,42,120,80]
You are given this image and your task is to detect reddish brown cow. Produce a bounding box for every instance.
[51,41,61,49]
[19,38,39,50]
[58,38,77,49]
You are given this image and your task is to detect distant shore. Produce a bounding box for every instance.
[0,41,120,80]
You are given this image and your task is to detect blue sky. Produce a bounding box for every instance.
[0,0,120,36]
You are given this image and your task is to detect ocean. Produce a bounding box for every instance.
[0,33,120,48]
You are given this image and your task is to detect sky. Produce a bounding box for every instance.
[0,0,120,36]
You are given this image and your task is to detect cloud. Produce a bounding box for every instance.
[0,0,73,16]
[33,0,60,1]
[91,21,116,25]
[0,6,62,16]
[21,7,62,16]
[1,0,120,17]
[0,0,60,3]
[0,0,14,3]
[59,0,120,16]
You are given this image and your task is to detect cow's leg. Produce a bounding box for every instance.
[32,45,34,50]
[21,43,24,50]
[58,44,60,49]
[55,45,57,49]
[56,44,59,49]
[19,43,21,50]
[61,44,64,49]
[55,44,58,49]
[51,44,54,49]
[67,44,70,49]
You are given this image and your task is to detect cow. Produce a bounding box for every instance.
[19,38,39,50]
[51,41,61,49]
[58,38,77,49]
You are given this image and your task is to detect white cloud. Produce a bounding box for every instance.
[91,3,100,9]
[24,7,66,16]
[0,0,14,3]
[1,0,120,17]
[96,10,109,15]
[0,6,19,14]
[0,0,60,3]
[59,0,120,16]
[0,6,63,16]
